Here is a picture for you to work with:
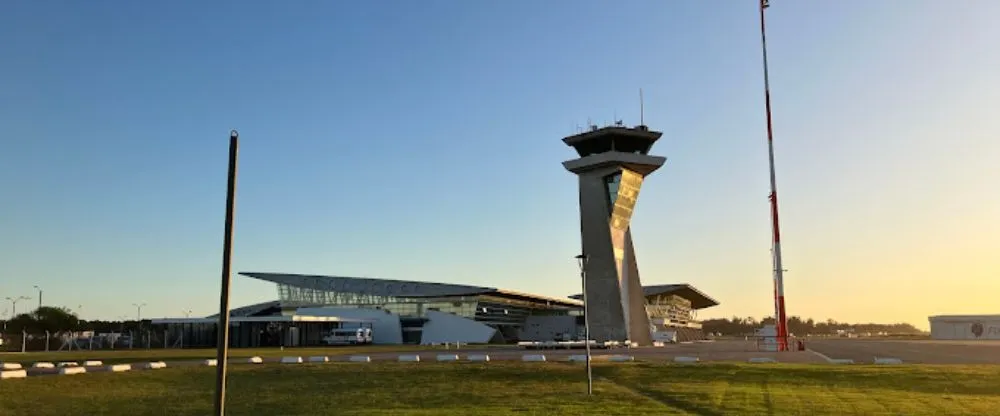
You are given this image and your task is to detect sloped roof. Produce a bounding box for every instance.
[569,283,719,310]
[240,272,582,308]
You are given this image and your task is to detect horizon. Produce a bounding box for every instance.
[2,1,998,331]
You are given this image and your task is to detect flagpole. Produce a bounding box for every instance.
[758,0,789,352]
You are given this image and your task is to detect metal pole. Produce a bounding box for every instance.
[214,130,239,416]
[757,0,788,352]
[576,254,593,396]
[33,286,42,310]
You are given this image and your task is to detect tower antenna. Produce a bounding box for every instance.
[639,89,645,126]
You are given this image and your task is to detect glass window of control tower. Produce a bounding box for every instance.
[605,172,621,207]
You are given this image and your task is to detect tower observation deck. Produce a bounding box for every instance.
[563,124,666,346]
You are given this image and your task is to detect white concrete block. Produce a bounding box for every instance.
[0,363,23,370]
[57,362,79,368]
[398,354,421,362]
[653,341,666,347]
[143,362,167,369]
[202,359,218,366]
[522,354,546,362]
[107,364,131,372]
[32,362,55,369]
[348,355,371,362]
[247,356,263,364]
[436,354,459,362]
[467,354,490,362]
[280,356,303,364]
[567,354,590,362]
[829,359,854,364]
[307,356,329,363]
[673,356,699,363]
[749,357,777,363]
[83,360,103,367]
[874,357,903,365]
[58,367,87,375]
[609,355,635,362]
[0,370,28,379]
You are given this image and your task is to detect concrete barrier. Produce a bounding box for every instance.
[202,359,218,366]
[874,357,903,365]
[398,354,421,362]
[0,370,28,379]
[436,354,459,362]
[609,355,634,362]
[748,357,777,363]
[58,367,87,375]
[143,362,167,370]
[467,354,490,362]
[348,355,371,362]
[0,363,22,370]
[567,355,590,362]
[57,362,79,368]
[673,356,699,363]
[830,359,854,364]
[281,356,303,364]
[522,354,546,362]
[247,356,264,364]
[107,364,131,372]
[32,362,55,369]
[83,360,103,367]
[307,356,329,363]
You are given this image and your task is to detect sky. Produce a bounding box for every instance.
[1,1,997,329]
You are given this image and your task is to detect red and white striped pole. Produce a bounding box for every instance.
[758,0,789,351]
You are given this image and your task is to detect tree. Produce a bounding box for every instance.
[4,307,79,334]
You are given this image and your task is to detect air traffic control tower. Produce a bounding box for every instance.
[563,124,666,346]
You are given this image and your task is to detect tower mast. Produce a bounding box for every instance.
[758,0,789,351]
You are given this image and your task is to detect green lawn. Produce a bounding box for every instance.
[0,345,481,365]
[2,362,999,415]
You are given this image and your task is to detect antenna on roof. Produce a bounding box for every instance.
[639,88,645,126]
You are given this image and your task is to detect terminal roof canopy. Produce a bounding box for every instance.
[569,284,719,310]
[240,272,583,308]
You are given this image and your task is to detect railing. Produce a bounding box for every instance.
[746,335,805,352]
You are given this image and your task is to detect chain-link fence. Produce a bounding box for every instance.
[0,329,186,353]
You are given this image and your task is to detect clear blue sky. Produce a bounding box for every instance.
[2,1,997,328]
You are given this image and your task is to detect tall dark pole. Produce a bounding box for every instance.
[758,0,788,352]
[213,130,239,415]
[575,254,593,396]
[33,286,42,310]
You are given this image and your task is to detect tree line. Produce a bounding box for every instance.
[2,306,148,334]
[702,315,924,336]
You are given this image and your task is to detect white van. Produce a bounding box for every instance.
[322,328,373,345]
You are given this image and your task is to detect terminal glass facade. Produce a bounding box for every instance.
[645,294,695,325]
[276,283,573,327]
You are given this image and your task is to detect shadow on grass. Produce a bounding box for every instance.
[596,362,1000,398]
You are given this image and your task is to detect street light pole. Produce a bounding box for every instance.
[33,286,42,310]
[575,254,593,396]
[5,296,30,316]
[132,303,146,322]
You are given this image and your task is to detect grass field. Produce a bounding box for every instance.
[0,345,477,365]
[2,362,1000,415]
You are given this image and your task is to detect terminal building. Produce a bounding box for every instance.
[928,315,1000,340]
[151,272,718,347]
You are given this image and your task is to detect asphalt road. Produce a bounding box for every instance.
[5,340,829,378]
[805,338,1000,364]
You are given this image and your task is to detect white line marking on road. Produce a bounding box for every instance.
[808,349,836,363]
